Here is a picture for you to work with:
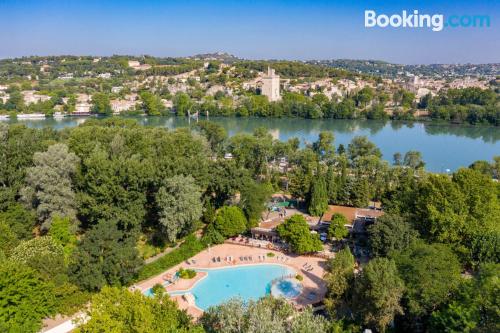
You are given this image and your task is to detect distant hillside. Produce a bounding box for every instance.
[308,59,499,78]
[189,52,240,63]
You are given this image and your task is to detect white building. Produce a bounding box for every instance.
[22,91,51,105]
[73,102,92,115]
[110,99,137,114]
[261,67,281,101]
[97,73,111,79]
[111,86,123,94]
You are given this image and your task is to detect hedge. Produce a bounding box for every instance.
[135,235,206,282]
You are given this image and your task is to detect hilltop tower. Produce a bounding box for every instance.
[261,67,281,102]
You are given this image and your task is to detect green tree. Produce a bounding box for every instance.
[212,206,247,238]
[308,171,329,216]
[347,136,382,161]
[196,120,227,156]
[69,221,143,291]
[413,174,468,244]
[156,175,203,243]
[276,214,323,254]
[325,164,338,203]
[354,87,375,108]
[76,143,148,232]
[0,221,18,256]
[328,213,349,241]
[0,203,35,240]
[91,92,112,115]
[352,258,404,333]
[140,91,164,116]
[324,247,355,317]
[10,236,67,281]
[430,263,499,333]
[469,160,494,177]
[403,150,425,169]
[312,131,335,159]
[393,243,462,319]
[48,215,77,258]
[239,180,272,227]
[75,286,201,333]
[0,261,56,333]
[173,92,193,116]
[367,214,418,257]
[201,296,327,333]
[20,143,80,231]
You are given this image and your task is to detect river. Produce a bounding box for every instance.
[3,116,499,172]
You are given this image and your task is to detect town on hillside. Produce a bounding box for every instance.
[0,54,498,125]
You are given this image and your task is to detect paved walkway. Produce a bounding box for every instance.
[41,314,87,333]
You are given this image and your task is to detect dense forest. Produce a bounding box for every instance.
[0,119,498,332]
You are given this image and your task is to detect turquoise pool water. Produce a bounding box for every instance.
[150,264,295,310]
[271,278,303,299]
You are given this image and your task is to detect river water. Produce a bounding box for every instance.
[3,116,499,172]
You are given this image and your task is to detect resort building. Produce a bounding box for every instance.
[322,205,384,234]
[261,67,281,101]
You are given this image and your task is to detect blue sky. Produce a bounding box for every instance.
[0,0,498,64]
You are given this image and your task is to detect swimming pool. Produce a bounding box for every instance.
[271,277,303,299]
[148,264,296,310]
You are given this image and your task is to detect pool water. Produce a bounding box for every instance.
[153,264,295,310]
[271,278,303,299]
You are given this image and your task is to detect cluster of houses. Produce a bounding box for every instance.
[401,74,490,99]
[1,57,495,120]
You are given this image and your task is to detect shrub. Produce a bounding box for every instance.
[151,283,165,296]
[266,252,275,257]
[178,268,197,279]
[295,274,303,281]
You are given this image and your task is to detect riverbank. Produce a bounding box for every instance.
[2,116,498,172]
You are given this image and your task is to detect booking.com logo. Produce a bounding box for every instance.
[365,10,491,32]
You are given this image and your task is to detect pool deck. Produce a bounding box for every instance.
[134,243,328,319]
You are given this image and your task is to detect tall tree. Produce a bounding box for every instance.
[156,175,203,243]
[91,92,112,115]
[312,131,335,159]
[324,247,355,317]
[69,221,143,291]
[393,243,462,324]
[368,214,418,257]
[403,151,425,169]
[20,143,79,231]
[196,121,227,156]
[430,263,499,333]
[352,258,404,333]
[347,136,382,162]
[140,91,164,116]
[239,180,272,227]
[308,170,329,216]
